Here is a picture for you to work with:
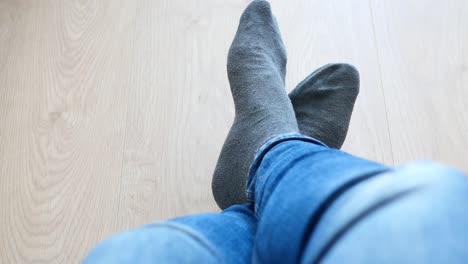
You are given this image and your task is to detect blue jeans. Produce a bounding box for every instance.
[84,134,468,263]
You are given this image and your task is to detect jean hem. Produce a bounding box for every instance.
[246,133,328,202]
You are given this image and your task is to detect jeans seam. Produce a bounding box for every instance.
[311,186,422,264]
[255,150,318,216]
[297,168,392,263]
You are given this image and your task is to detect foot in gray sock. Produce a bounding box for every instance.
[289,63,360,149]
[212,0,299,209]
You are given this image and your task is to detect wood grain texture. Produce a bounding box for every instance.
[0,0,467,262]
[270,0,394,164]
[371,0,468,169]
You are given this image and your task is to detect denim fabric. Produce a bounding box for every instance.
[84,134,468,263]
[83,204,256,264]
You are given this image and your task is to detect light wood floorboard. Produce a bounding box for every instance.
[0,0,467,262]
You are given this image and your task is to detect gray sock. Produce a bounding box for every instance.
[289,63,360,149]
[212,0,299,210]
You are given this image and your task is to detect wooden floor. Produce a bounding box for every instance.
[1,0,467,262]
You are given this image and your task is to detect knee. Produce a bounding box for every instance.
[394,161,467,187]
[384,161,468,206]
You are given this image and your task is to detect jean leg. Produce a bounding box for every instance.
[248,136,388,263]
[83,203,256,264]
[312,162,468,264]
[248,135,468,263]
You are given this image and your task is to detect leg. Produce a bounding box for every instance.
[248,137,468,263]
[83,204,256,264]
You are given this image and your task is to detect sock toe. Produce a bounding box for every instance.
[291,63,359,97]
[243,1,273,20]
[321,63,359,93]
[289,63,360,149]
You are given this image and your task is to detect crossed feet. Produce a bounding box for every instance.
[212,0,360,209]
